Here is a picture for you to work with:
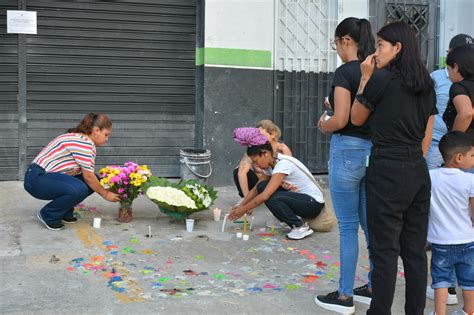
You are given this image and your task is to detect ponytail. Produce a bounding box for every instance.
[357,19,375,60]
[335,17,375,61]
[68,113,112,135]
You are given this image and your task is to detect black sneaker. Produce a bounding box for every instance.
[315,291,355,313]
[353,284,372,305]
[37,212,65,231]
[61,217,78,224]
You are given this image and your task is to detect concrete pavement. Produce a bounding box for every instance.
[0,180,459,314]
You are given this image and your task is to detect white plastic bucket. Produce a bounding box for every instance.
[179,149,212,182]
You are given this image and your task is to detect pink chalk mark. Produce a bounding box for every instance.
[257,233,275,237]
[303,275,319,283]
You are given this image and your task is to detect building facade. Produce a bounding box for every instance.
[1,0,473,185]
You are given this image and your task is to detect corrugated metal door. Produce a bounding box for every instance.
[0,2,20,180]
[25,0,196,177]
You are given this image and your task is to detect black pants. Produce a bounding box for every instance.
[366,146,430,315]
[256,180,324,227]
[233,167,259,197]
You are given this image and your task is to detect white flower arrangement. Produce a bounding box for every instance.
[146,186,197,210]
[142,176,218,219]
[183,183,212,208]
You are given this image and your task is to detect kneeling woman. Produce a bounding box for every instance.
[229,129,324,240]
[24,113,121,231]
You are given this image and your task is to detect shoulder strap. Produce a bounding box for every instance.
[278,157,324,192]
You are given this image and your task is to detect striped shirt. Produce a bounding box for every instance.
[33,133,96,175]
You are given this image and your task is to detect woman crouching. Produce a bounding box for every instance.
[229,128,324,240]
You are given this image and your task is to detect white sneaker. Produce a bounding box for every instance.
[286,223,313,240]
[451,309,468,315]
[426,286,458,305]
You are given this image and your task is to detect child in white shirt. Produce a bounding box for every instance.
[428,131,474,315]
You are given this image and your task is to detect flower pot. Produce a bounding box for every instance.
[118,201,133,223]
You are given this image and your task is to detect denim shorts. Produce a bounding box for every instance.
[431,241,474,290]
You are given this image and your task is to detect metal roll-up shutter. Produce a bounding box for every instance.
[0,3,20,180]
[26,0,196,176]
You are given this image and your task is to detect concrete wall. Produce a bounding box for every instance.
[438,0,474,65]
[202,0,274,187]
[203,67,273,186]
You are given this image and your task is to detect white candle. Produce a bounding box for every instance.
[221,214,229,232]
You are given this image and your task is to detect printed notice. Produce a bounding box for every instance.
[7,10,37,34]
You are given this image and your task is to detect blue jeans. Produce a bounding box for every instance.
[431,242,474,290]
[425,138,443,170]
[24,164,95,224]
[329,134,372,296]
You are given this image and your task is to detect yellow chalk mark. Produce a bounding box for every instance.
[74,222,105,250]
[73,221,146,304]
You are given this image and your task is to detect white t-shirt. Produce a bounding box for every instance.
[271,153,324,203]
[428,168,474,245]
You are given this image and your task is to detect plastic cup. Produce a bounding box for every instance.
[242,235,249,241]
[93,218,101,228]
[236,232,243,238]
[186,219,195,232]
[213,208,222,221]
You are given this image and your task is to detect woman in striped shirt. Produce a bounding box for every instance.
[24,113,121,230]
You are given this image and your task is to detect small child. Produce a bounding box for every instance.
[428,131,474,315]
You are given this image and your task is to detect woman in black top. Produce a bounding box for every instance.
[351,21,436,314]
[443,44,474,137]
[315,17,375,314]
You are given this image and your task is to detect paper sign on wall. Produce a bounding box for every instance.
[7,10,37,34]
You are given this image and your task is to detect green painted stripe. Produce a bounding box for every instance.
[195,47,204,66]
[439,56,446,68]
[195,47,272,68]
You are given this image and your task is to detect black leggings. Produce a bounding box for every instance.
[257,180,324,228]
[233,167,259,197]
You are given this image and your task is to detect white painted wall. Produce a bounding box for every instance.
[438,0,474,59]
[205,0,274,52]
[338,0,369,21]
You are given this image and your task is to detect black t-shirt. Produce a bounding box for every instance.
[328,60,370,139]
[357,69,437,147]
[445,79,474,133]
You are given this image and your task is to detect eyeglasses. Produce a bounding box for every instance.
[330,37,348,50]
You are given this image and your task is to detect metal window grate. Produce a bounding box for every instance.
[274,0,337,173]
[383,1,434,68]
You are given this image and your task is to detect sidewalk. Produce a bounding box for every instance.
[0,180,450,314]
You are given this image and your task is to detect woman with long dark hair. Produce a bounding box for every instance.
[315,17,375,314]
[351,21,436,314]
[24,113,121,230]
